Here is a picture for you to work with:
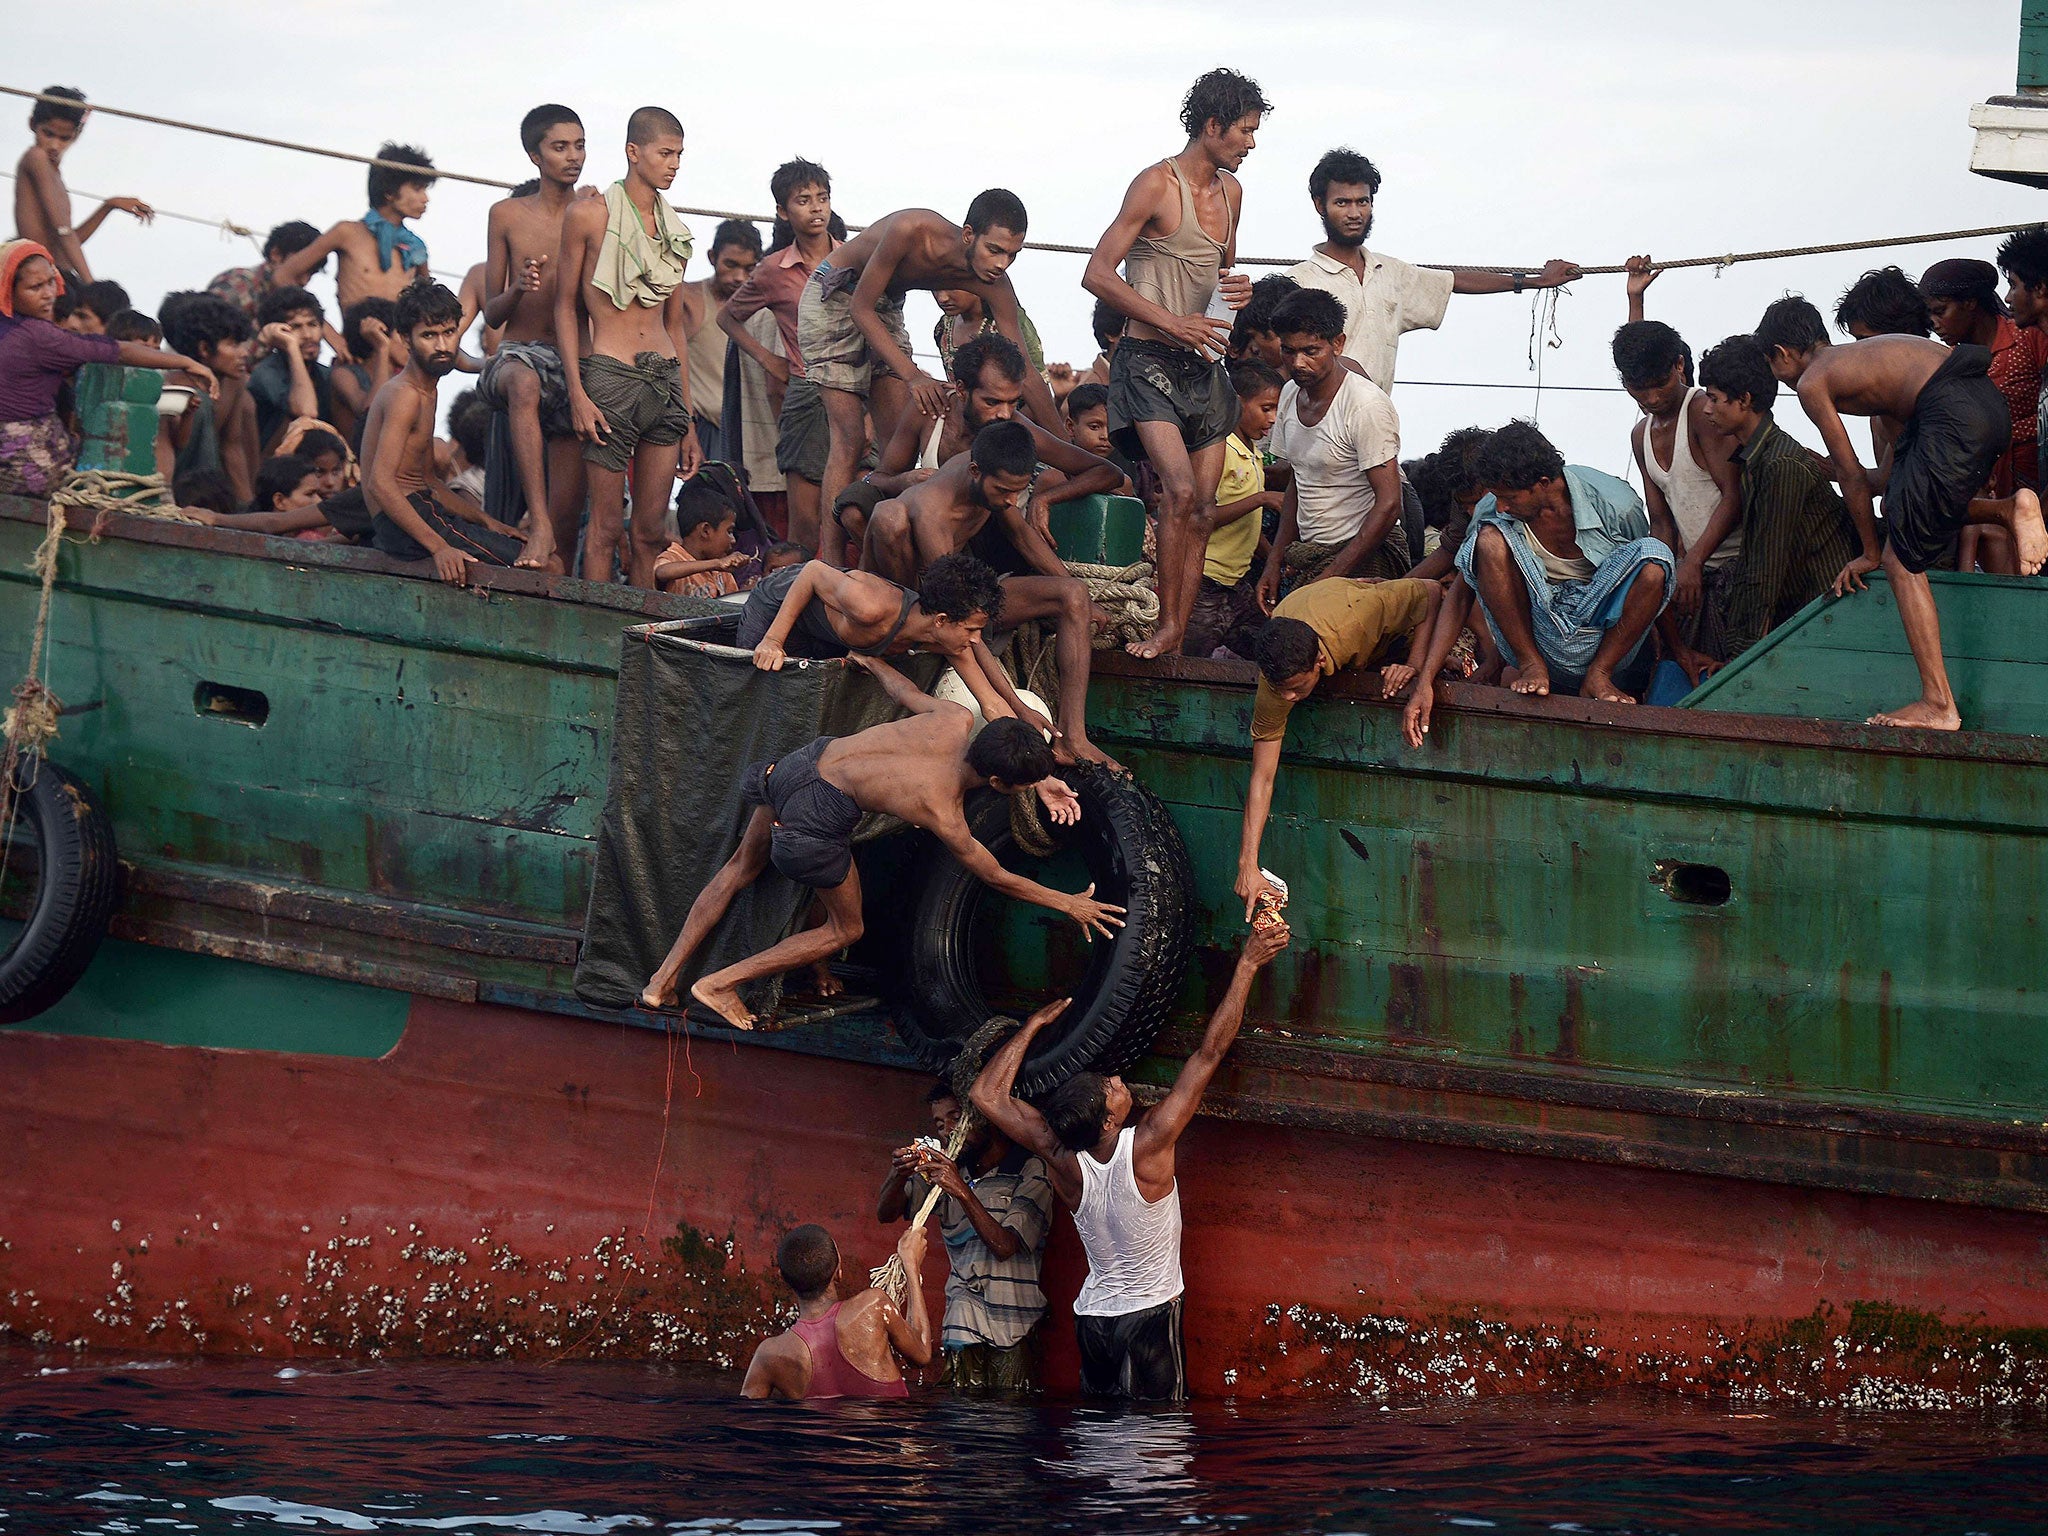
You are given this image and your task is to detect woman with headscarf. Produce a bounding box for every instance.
[1919,257,2048,573]
[0,239,215,497]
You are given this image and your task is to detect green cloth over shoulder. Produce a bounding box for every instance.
[593,182,694,312]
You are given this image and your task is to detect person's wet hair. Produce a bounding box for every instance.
[1270,287,1347,343]
[964,188,1028,238]
[263,221,320,264]
[30,86,87,130]
[952,333,1027,391]
[342,297,398,361]
[252,453,316,513]
[75,280,129,323]
[104,309,159,344]
[1091,297,1123,351]
[257,286,323,329]
[394,281,462,336]
[626,106,684,146]
[966,717,1055,787]
[1037,1073,1110,1151]
[1434,426,1494,507]
[1699,335,1779,415]
[448,393,491,468]
[1254,616,1321,683]
[775,1224,838,1299]
[368,142,436,208]
[162,292,252,359]
[1180,68,1272,139]
[1834,267,1930,338]
[1997,225,2048,292]
[1610,320,1693,390]
[1309,146,1381,203]
[173,468,237,514]
[970,420,1037,479]
[673,476,737,540]
[519,103,581,156]
[918,552,1003,626]
[1473,420,1566,491]
[711,218,763,260]
[1753,295,1829,358]
[1226,358,1284,400]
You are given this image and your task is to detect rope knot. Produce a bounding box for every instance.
[3,678,61,753]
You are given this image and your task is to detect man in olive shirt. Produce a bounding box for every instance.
[1234,577,1438,920]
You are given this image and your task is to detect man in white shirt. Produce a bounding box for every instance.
[1287,148,1580,393]
[1256,288,1409,610]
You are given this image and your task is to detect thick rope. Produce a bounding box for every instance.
[5,84,2035,277]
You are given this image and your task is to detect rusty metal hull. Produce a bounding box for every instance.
[5,994,2048,1406]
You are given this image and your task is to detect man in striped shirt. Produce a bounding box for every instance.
[880,1080,1054,1392]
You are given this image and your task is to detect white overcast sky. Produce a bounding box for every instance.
[10,0,2042,474]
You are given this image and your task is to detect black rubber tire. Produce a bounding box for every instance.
[890,762,1194,1097]
[0,758,118,1023]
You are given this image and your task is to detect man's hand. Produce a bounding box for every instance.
[430,544,474,585]
[677,423,704,478]
[1402,682,1435,749]
[1626,255,1659,300]
[1673,554,1705,618]
[1379,662,1418,699]
[102,195,153,224]
[1062,883,1126,942]
[907,372,954,419]
[762,354,792,387]
[1672,644,1722,688]
[1255,562,1282,615]
[752,636,788,672]
[185,362,219,399]
[1034,776,1081,826]
[1536,259,1581,289]
[1216,271,1253,310]
[1831,551,1881,597]
[1234,865,1281,925]
[259,321,298,355]
[518,255,547,293]
[1241,917,1291,970]
[896,1224,928,1275]
[891,1143,925,1176]
[910,1145,970,1201]
[1023,996,1072,1031]
[570,391,610,444]
[1160,312,1233,360]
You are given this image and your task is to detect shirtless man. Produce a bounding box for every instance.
[741,1224,931,1401]
[1755,294,2048,730]
[359,282,525,584]
[274,144,437,311]
[12,87,153,286]
[556,106,704,587]
[797,192,1062,558]
[477,106,590,573]
[1083,67,1271,659]
[861,420,1121,767]
[742,551,1053,735]
[641,651,1121,1028]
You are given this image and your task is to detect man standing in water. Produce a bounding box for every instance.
[556,105,704,586]
[971,920,1291,1400]
[1084,68,1271,658]
[741,1224,932,1400]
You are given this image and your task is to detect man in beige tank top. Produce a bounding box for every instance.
[677,219,761,468]
[1084,68,1272,661]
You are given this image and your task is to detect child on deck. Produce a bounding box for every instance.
[12,88,152,287]
[1183,359,1282,659]
[654,476,749,598]
[1063,383,1137,496]
[273,144,437,310]
[59,281,130,336]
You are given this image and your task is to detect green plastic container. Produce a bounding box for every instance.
[73,364,162,476]
[1049,493,1148,568]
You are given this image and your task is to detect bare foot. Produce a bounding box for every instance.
[1868,698,1962,731]
[1469,656,1504,687]
[1065,733,1125,774]
[1580,671,1637,705]
[1506,661,1551,697]
[690,977,757,1030]
[640,973,678,1011]
[514,531,561,573]
[2010,489,2046,577]
[810,962,844,999]
[1126,621,1184,660]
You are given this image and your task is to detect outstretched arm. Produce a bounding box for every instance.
[1402,573,1475,749]
[877,1227,934,1367]
[273,224,348,291]
[1132,921,1290,1176]
[970,998,1081,1205]
[844,651,949,714]
[1451,260,1579,295]
[931,814,1123,940]
[1796,377,1881,592]
[1023,418,1119,505]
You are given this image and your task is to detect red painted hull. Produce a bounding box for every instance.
[6,998,2048,1404]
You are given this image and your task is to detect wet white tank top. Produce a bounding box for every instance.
[1644,386,1740,568]
[1072,1126,1184,1317]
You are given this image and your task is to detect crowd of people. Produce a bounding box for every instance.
[10,69,2048,1402]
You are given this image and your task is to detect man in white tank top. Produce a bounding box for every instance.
[1613,288,1742,676]
[970,920,1291,1400]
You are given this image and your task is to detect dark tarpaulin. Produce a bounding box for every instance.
[573,623,938,1016]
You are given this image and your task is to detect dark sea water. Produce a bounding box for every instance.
[4,1354,2047,1536]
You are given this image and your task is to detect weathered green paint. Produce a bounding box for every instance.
[2023,1,2048,91]
[1684,572,2048,733]
[3,936,408,1055]
[72,365,161,476]
[1048,493,1148,567]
